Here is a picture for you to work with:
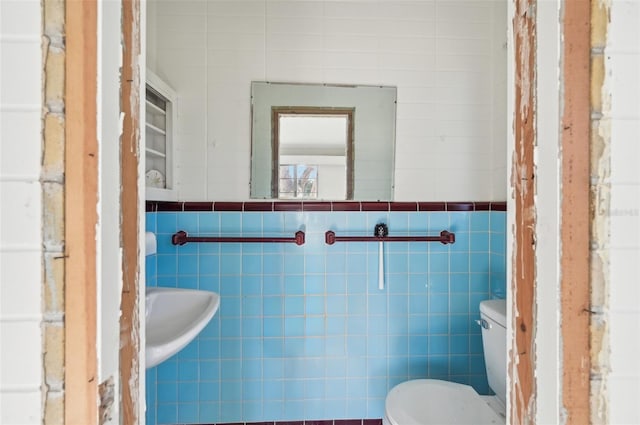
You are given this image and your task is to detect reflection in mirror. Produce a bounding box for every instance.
[278,164,318,199]
[251,82,397,200]
[273,108,353,199]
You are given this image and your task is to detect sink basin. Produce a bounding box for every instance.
[145,287,220,368]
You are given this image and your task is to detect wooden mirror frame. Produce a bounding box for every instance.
[270,106,355,200]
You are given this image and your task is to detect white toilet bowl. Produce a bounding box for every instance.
[383,379,504,425]
[384,299,507,425]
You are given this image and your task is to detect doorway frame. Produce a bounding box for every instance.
[507,0,592,424]
[65,0,99,422]
[62,0,594,424]
[64,0,144,424]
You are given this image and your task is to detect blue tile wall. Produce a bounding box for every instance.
[489,211,507,298]
[146,211,158,425]
[145,210,507,425]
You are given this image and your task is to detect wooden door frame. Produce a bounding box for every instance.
[65,0,99,423]
[559,1,591,423]
[65,0,143,424]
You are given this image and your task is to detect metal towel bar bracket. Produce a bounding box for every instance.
[171,230,306,246]
[324,228,455,245]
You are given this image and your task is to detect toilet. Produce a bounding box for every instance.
[384,299,507,425]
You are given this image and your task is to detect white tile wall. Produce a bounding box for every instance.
[607,1,640,423]
[149,0,507,201]
[491,0,507,201]
[0,0,44,423]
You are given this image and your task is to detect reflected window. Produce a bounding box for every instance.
[278,164,318,199]
[272,107,354,199]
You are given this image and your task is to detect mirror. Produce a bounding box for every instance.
[275,108,353,200]
[250,82,397,200]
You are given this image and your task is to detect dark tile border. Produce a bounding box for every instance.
[147,200,507,213]
[418,202,446,211]
[244,202,274,212]
[332,201,361,211]
[447,202,474,211]
[183,202,213,211]
[214,202,243,211]
[360,202,390,211]
[491,201,507,211]
[273,201,303,211]
[389,202,418,211]
[155,201,182,211]
[302,201,332,211]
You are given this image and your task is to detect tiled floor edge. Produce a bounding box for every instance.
[147,200,507,212]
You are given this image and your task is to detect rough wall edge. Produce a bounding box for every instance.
[119,0,142,423]
[589,0,611,424]
[509,0,537,423]
[42,0,66,423]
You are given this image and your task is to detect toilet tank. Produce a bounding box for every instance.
[479,299,506,407]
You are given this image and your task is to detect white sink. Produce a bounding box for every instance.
[145,287,220,369]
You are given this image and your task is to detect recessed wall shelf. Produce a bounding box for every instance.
[145,99,166,115]
[145,69,177,201]
[146,147,166,158]
[146,122,166,136]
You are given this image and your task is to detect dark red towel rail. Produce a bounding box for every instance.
[324,230,455,245]
[171,230,306,246]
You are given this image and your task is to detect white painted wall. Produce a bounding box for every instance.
[147,0,508,202]
[606,1,640,423]
[0,1,44,423]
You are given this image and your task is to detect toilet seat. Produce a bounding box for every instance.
[384,379,504,425]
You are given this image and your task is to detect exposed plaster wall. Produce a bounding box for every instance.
[589,1,611,423]
[120,0,144,422]
[42,0,67,422]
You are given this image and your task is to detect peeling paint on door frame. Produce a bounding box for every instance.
[509,1,594,423]
[119,0,142,423]
[510,0,537,423]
